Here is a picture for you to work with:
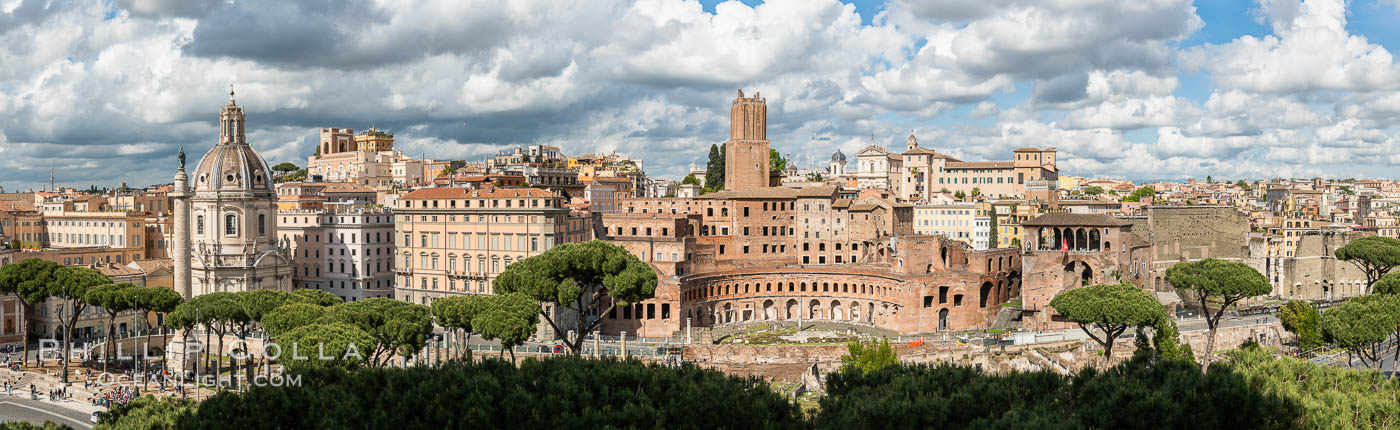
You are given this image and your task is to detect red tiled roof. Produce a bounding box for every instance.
[401,187,557,199]
[946,161,1014,169]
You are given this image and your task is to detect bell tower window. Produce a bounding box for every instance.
[196,215,204,235]
[258,214,266,235]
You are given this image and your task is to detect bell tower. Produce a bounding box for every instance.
[220,88,246,146]
[723,89,771,191]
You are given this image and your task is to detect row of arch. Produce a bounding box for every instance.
[684,279,899,302]
[688,298,898,326]
[1035,227,1110,252]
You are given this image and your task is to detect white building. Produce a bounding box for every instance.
[855,145,900,190]
[392,158,424,185]
[278,208,396,302]
[172,91,293,298]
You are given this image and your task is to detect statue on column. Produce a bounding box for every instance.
[178,147,186,169]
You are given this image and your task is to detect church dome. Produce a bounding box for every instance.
[192,91,274,193]
[193,142,273,192]
[831,149,847,163]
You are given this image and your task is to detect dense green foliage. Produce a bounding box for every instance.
[101,349,1400,430]
[260,302,329,338]
[1133,318,1195,364]
[818,354,1298,429]
[51,265,111,381]
[840,339,898,374]
[288,289,343,306]
[1120,185,1155,202]
[493,240,658,355]
[681,173,700,185]
[318,298,434,366]
[1319,294,1400,369]
[1334,236,1400,292]
[1277,300,1323,350]
[1223,346,1400,428]
[769,148,787,172]
[0,258,57,366]
[1372,271,1400,295]
[1083,185,1104,195]
[1165,258,1270,368]
[86,282,140,371]
[98,396,198,429]
[704,143,725,192]
[271,162,299,173]
[107,358,804,430]
[472,293,541,361]
[276,322,377,371]
[1048,283,1165,365]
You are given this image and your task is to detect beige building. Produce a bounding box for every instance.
[392,187,590,305]
[39,211,148,250]
[914,204,976,245]
[306,127,413,186]
[859,132,1058,202]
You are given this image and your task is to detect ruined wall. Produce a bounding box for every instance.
[1143,206,1250,291]
[1274,231,1370,300]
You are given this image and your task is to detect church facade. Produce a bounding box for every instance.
[171,91,293,298]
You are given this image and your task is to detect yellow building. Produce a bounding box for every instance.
[1058,175,1084,191]
[355,127,394,152]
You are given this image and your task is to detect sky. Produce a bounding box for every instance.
[3,0,1400,191]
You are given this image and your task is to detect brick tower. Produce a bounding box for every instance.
[724,89,770,191]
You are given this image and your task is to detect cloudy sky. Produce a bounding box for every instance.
[3,0,1400,190]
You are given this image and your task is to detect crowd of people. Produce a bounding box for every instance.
[92,385,138,408]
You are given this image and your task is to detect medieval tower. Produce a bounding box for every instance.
[723,89,770,191]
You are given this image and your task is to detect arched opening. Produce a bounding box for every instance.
[940,247,949,268]
[763,300,776,320]
[809,299,821,320]
[1075,228,1088,251]
[1081,265,1093,283]
[938,308,949,330]
[786,299,798,319]
[1088,229,1101,251]
[979,282,994,308]
[723,303,733,324]
[830,300,843,320]
[849,301,860,322]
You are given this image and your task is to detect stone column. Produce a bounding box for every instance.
[620,331,627,360]
[172,167,193,299]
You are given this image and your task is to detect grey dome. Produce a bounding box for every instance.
[831,149,847,163]
[193,142,273,192]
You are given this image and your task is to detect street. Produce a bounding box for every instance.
[0,395,93,429]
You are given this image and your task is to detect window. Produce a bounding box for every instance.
[257,214,266,235]
[196,216,204,235]
[224,214,237,236]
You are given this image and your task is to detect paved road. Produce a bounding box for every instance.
[0,395,93,429]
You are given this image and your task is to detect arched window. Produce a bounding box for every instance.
[258,214,266,235]
[196,215,204,235]
[224,214,237,236]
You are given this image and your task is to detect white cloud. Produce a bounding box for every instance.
[0,0,1398,190]
[1181,0,1400,94]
